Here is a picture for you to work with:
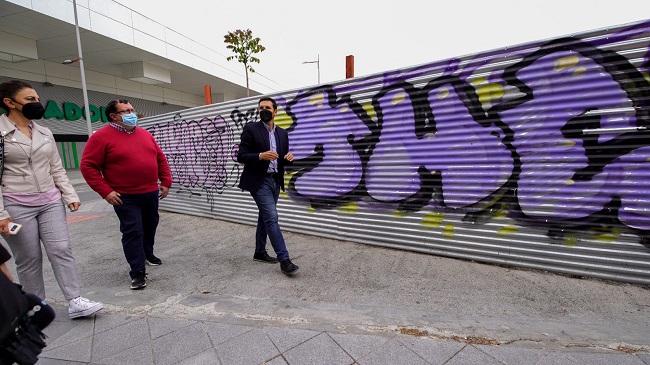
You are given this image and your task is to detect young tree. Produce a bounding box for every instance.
[224,29,266,97]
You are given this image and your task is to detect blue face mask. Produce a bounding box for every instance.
[121,112,138,126]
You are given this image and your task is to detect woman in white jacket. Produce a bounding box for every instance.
[0,80,102,319]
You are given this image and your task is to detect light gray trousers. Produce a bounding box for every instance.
[3,200,81,300]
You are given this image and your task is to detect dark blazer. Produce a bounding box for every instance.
[237,121,291,192]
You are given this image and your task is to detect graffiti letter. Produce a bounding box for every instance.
[286,87,374,206]
[366,78,513,211]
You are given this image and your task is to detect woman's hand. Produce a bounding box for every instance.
[68,202,80,212]
[0,218,11,235]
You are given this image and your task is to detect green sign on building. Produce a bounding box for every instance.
[1,100,109,123]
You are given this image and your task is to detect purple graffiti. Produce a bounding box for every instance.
[495,39,650,230]
[285,36,650,241]
[146,24,650,245]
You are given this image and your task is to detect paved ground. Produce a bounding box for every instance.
[35,310,650,365]
[2,170,649,364]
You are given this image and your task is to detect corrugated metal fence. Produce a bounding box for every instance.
[141,20,650,284]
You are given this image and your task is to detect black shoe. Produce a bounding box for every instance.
[254,252,279,263]
[146,255,162,266]
[130,273,147,290]
[280,259,299,276]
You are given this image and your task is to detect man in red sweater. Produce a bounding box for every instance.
[80,99,172,290]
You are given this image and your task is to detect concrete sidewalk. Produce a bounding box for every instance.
[36,309,649,365]
[4,170,649,364]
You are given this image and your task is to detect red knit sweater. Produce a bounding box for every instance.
[80,126,172,198]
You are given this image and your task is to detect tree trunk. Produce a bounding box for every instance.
[245,66,250,97]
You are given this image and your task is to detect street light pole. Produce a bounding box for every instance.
[72,0,93,136]
[302,54,320,84]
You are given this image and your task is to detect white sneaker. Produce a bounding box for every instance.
[68,297,103,319]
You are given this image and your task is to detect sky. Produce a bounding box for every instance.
[118,0,650,94]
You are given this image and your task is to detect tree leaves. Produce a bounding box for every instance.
[224,29,266,95]
[224,29,265,67]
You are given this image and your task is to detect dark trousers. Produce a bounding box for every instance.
[113,191,160,278]
[251,175,289,261]
[0,293,54,365]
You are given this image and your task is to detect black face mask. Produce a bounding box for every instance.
[259,109,274,123]
[15,101,45,120]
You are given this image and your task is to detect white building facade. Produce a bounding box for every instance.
[0,0,257,167]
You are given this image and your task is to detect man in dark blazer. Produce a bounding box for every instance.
[237,97,299,275]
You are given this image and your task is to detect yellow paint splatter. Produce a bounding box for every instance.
[437,88,449,100]
[283,172,294,189]
[470,76,488,86]
[391,92,407,105]
[309,93,324,106]
[554,55,579,71]
[494,210,508,219]
[393,210,408,218]
[497,225,519,235]
[339,202,358,214]
[443,224,454,237]
[642,72,650,83]
[422,212,444,228]
[593,233,617,242]
[573,66,586,76]
[476,83,505,104]
[565,179,575,185]
[592,227,621,242]
[362,102,377,122]
[564,234,578,247]
[307,206,316,213]
[274,111,293,129]
[279,191,288,198]
[561,140,576,147]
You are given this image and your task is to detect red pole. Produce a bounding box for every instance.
[345,55,354,79]
[203,84,213,105]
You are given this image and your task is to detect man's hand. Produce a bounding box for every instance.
[159,186,169,199]
[259,151,279,161]
[105,191,123,206]
[68,202,80,212]
[0,218,11,235]
[284,152,294,162]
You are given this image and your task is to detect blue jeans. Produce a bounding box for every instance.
[251,175,289,261]
[113,191,160,278]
